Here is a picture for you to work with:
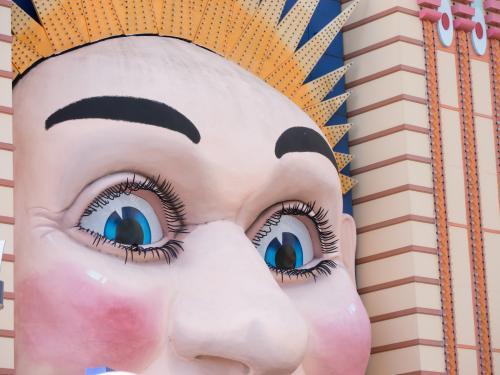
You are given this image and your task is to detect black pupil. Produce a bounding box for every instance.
[115,217,144,245]
[275,243,296,270]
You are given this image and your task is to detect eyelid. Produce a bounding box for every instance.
[61,173,146,230]
[81,174,187,234]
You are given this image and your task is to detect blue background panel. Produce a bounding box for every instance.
[284,0,352,214]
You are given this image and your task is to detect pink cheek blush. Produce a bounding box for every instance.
[306,298,371,375]
[16,265,163,373]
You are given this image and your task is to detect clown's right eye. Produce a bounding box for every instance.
[80,194,163,246]
[76,175,186,263]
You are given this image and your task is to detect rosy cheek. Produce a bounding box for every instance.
[16,265,163,372]
[308,298,371,375]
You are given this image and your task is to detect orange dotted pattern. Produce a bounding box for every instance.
[229,0,286,74]
[338,173,356,195]
[111,0,158,35]
[60,0,89,40]
[333,152,352,172]
[12,4,53,57]
[225,0,259,53]
[323,123,351,149]
[259,0,319,77]
[456,30,493,375]
[294,63,351,109]
[305,91,351,127]
[33,0,86,51]
[193,0,232,54]
[265,1,358,98]
[12,37,43,73]
[422,19,458,375]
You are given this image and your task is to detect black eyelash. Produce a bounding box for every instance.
[252,201,338,254]
[77,174,187,262]
[269,260,337,283]
[82,174,187,234]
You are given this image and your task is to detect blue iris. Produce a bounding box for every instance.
[103,206,152,245]
[264,232,304,270]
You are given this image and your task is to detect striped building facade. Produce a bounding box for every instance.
[344,0,499,373]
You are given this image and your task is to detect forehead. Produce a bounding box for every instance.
[14,36,317,140]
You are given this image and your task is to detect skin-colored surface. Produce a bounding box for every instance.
[13,36,370,374]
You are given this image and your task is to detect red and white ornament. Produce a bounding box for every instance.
[471,0,487,55]
[438,0,454,46]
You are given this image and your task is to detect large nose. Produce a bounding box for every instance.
[168,221,309,374]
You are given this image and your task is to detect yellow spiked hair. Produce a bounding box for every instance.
[12,0,359,194]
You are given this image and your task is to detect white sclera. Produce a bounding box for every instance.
[255,215,315,267]
[79,194,163,244]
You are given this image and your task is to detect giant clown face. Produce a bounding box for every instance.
[13,36,371,374]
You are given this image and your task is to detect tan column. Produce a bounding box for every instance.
[342,1,446,373]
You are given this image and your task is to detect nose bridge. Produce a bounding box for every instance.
[169,221,309,374]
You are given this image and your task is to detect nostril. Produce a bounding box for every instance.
[195,355,251,374]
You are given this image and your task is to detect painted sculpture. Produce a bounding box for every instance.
[12,0,371,373]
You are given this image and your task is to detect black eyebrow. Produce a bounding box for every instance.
[45,96,201,144]
[275,127,338,170]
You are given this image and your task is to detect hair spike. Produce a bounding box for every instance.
[32,0,87,51]
[12,3,53,57]
[225,0,259,53]
[111,0,158,35]
[265,0,359,98]
[321,124,352,149]
[294,63,352,108]
[339,174,357,195]
[333,152,353,172]
[259,0,320,77]
[229,0,287,74]
[305,92,351,127]
[81,0,123,42]
[194,0,233,54]
[60,0,89,42]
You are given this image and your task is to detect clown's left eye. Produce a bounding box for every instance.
[252,202,337,282]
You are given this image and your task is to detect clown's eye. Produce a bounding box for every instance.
[256,216,314,270]
[251,202,337,282]
[77,175,186,263]
[80,194,163,246]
